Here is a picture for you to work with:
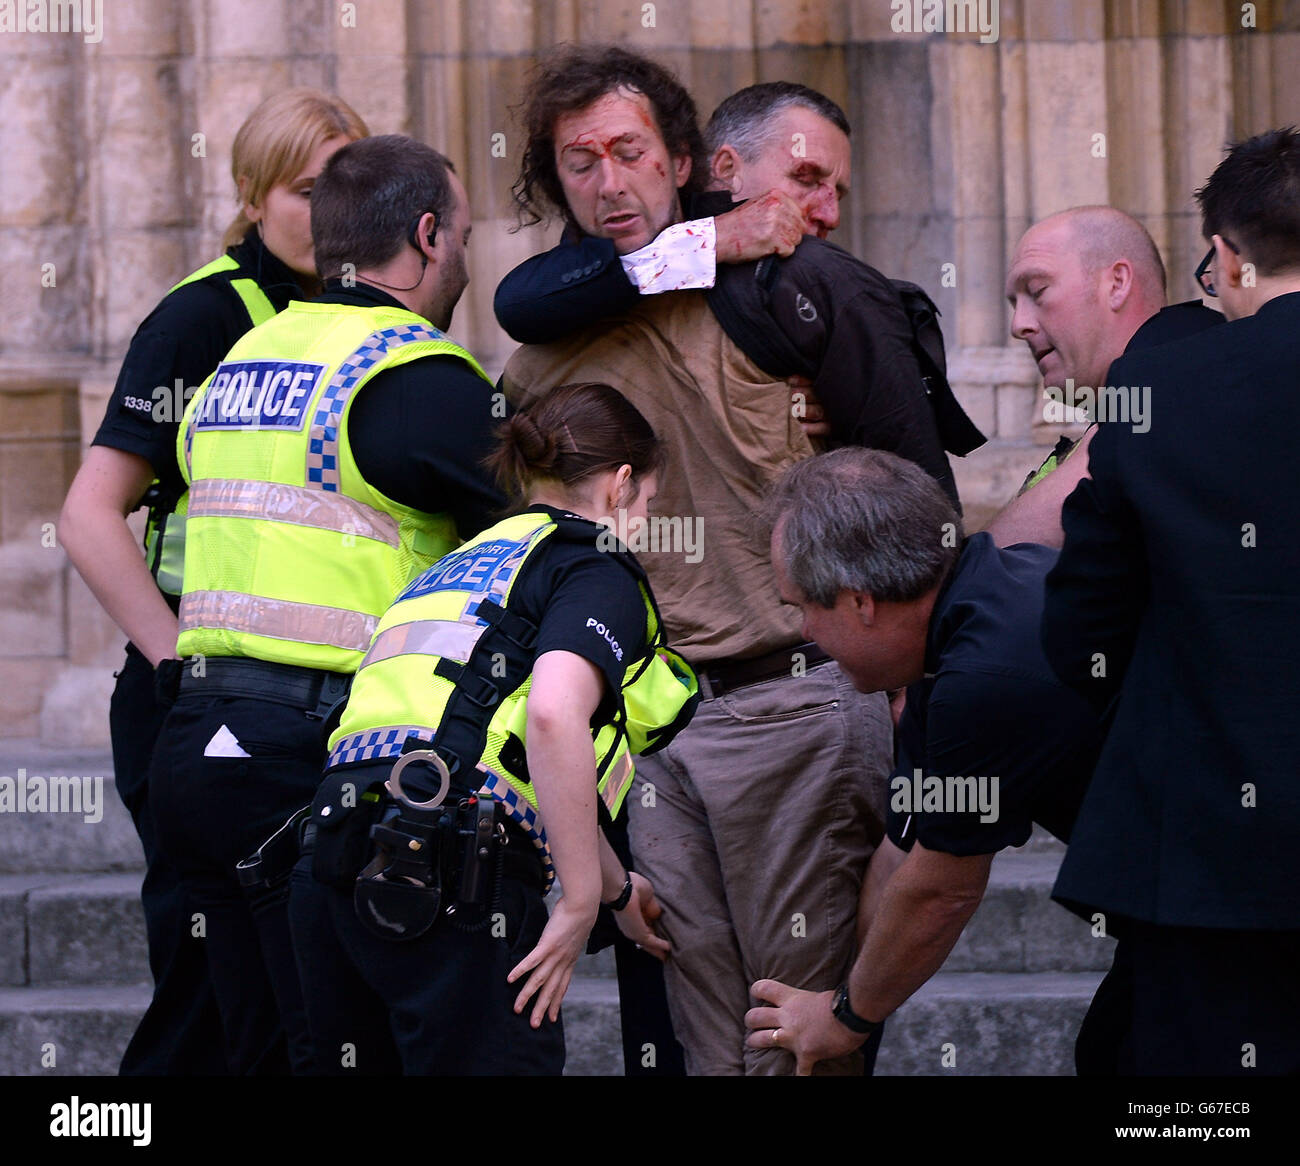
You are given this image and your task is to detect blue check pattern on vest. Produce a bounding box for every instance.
[306,323,447,492]
[478,767,555,891]
[327,724,431,769]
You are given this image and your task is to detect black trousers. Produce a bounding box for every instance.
[288,851,564,1076]
[110,645,229,1076]
[149,689,322,1075]
[1077,923,1300,1076]
[599,805,687,1076]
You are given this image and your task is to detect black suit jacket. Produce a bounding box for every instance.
[1042,290,1300,929]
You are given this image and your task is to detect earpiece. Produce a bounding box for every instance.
[359,210,438,293]
[407,211,439,253]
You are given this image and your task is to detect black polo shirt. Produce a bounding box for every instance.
[93,229,305,498]
[886,532,1101,857]
[497,505,648,719]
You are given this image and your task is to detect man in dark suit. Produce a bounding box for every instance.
[1041,126,1300,1076]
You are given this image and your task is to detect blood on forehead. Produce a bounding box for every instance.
[558,130,652,158]
[555,88,665,157]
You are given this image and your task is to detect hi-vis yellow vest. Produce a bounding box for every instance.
[326,509,700,888]
[175,299,491,672]
[143,254,279,598]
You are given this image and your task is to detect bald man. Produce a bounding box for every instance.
[986,206,1220,548]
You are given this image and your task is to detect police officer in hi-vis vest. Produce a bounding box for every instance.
[288,381,699,1075]
[59,89,368,1076]
[147,134,504,1075]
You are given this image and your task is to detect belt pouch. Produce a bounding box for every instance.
[309,769,385,891]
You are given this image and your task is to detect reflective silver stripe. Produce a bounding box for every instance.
[188,478,399,548]
[358,619,485,672]
[180,589,377,653]
[603,751,634,815]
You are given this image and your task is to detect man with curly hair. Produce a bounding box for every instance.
[499,44,964,1076]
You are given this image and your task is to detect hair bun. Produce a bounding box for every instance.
[484,381,660,504]
[512,411,558,470]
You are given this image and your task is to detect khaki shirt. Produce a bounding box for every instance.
[503,292,815,664]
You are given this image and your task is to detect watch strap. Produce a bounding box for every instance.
[603,875,634,911]
[832,981,880,1035]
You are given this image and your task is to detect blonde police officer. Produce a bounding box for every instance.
[147,135,504,1075]
[289,381,698,1075]
[59,89,367,1075]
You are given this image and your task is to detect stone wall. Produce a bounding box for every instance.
[2,0,1298,742]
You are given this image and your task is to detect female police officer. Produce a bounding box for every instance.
[289,381,698,1075]
[58,89,367,1075]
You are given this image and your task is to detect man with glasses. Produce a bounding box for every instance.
[988,206,1221,548]
[1042,126,1300,1075]
[1194,234,1241,297]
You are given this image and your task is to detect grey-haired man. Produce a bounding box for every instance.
[745,448,1101,1073]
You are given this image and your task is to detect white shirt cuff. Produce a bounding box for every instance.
[618,217,717,294]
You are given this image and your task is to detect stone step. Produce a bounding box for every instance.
[875,971,1104,1076]
[0,874,153,987]
[0,981,622,1077]
[556,977,622,1076]
[1013,824,1067,855]
[0,744,1073,876]
[5,850,1112,988]
[0,870,624,989]
[0,985,145,1076]
[0,972,1103,1076]
[0,744,139,873]
[939,852,1115,974]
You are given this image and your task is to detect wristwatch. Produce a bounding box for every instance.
[831,982,880,1035]
[602,875,634,912]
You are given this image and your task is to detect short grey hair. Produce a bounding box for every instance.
[705,82,850,162]
[765,449,962,607]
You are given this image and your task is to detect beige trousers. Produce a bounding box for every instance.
[627,661,892,1075]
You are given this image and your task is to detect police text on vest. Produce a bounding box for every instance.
[194,360,327,430]
[586,618,624,662]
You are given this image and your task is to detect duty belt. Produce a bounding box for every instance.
[177,656,352,719]
[308,758,547,892]
[236,805,311,890]
[693,641,831,701]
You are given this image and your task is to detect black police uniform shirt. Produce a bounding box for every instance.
[93,228,306,514]
[315,281,505,540]
[886,532,1102,858]
[500,504,649,724]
